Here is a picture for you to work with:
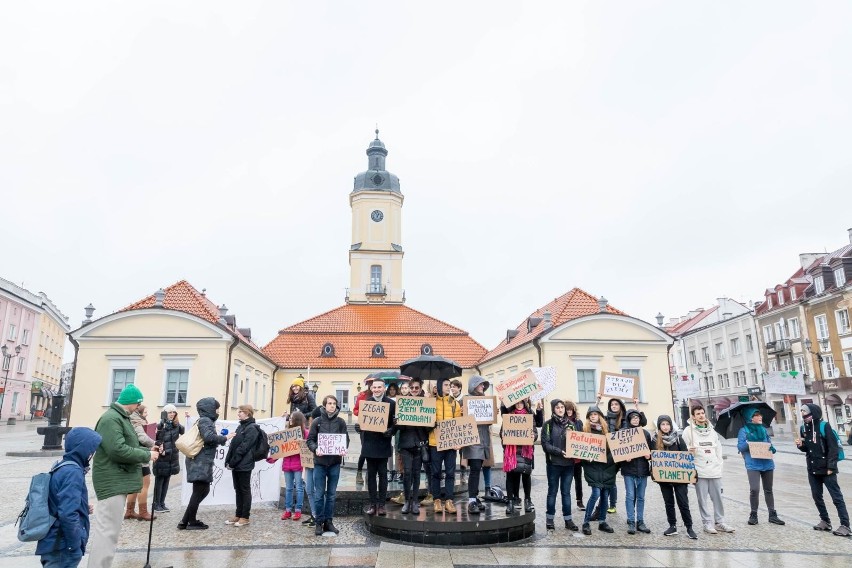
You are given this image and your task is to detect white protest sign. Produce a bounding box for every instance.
[529,366,557,403]
[763,371,806,395]
[317,433,347,456]
[600,371,639,399]
[463,396,497,425]
[181,417,285,506]
[674,374,701,399]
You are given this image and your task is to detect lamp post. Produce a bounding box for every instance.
[0,344,23,421]
[699,361,714,420]
[804,337,831,413]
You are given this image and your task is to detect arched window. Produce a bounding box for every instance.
[421,344,433,356]
[372,344,385,357]
[320,343,335,357]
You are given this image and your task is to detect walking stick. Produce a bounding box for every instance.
[144,445,173,568]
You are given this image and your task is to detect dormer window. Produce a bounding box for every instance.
[420,344,433,356]
[372,344,385,357]
[835,267,846,287]
[815,275,825,294]
[320,343,335,357]
[777,291,784,305]
[790,287,797,301]
[767,296,772,309]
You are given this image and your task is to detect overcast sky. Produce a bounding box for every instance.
[2,2,851,362]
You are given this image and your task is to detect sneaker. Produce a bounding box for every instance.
[598,522,614,533]
[177,522,187,530]
[768,512,785,526]
[703,523,718,534]
[159,505,171,513]
[355,470,364,484]
[715,523,735,533]
[324,520,340,535]
[365,505,377,516]
[576,499,585,511]
[748,512,758,525]
[506,500,515,515]
[293,511,302,521]
[152,505,167,513]
[664,525,678,536]
[686,527,697,540]
[627,521,636,535]
[420,493,434,506]
[565,519,579,531]
[607,507,617,514]
[444,500,457,514]
[524,498,535,513]
[833,525,851,537]
[280,511,292,521]
[302,515,314,526]
[186,520,209,530]
[582,522,592,535]
[234,518,250,527]
[433,499,443,514]
[225,516,240,525]
[636,521,651,534]
[468,501,481,515]
[814,520,833,531]
[546,519,555,530]
[390,492,406,505]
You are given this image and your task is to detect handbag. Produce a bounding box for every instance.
[511,455,532,475]
[175,422,203,458]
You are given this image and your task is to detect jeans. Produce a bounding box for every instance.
[303,467,315,515]
[232,470,252,519]
[313,463,341,523]
[808,471,850,527]
[180,481,211,525]
[623,475,648,523]
[430,447,456,500]
[152,474,171,508]
[366,457,388,505]
[545,462,574,520]
[39,549,83,568]
[283,470,305,512]
[483,466,492,488]
[400,447,423,500]
[583,486,610,524]
[609,483,618,508]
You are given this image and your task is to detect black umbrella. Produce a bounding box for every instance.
[399,354,462,381]
[714,401,777,439]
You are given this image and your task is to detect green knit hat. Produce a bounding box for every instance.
[116,384,144,405]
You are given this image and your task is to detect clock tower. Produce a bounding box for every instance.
[347,130,405,304]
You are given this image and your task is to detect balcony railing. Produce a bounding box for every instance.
[766,339,791,354]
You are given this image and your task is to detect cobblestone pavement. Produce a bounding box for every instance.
[1,419,850,567]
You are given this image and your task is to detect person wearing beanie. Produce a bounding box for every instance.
[682,403,734,534]
[580,406,617,535]
[597,394,646,515]
[737,407,783,526]
[287,378,317,426]
[152,404,184,513]
[796,403,851,536]
[619,409,652,535]
[89,385,161,568]
[542,399,579,531]
[653,415,697,539]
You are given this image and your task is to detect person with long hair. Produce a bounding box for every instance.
[287,377,317,423]
[307,395,349,536]
[653,415,696,539]
[501,398,543,515]
[152,404,184,513]
[581,406,616,535]
[599,396,645,515]
[269,410,308,521]
[542,399,579,531]
[737,407,783,526]
[127,404,156,521]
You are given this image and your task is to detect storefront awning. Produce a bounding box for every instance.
[825,394,843,406]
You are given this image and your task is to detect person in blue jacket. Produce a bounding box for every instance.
[36,427,103,568]
[737,407,784,526]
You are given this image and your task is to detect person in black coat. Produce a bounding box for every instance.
[152,404,185,513]
[307,395,350,536]
[286,377,317,424]
[355,378,396,516]
[564,401,585,511]
[542,399,579,531]
[179,397,234,530]
[224,404,262,526]
[619,409,652,534]
[652,415,696,539]
[599,396,646,514]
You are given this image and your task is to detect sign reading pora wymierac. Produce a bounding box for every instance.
[500,413,535,445]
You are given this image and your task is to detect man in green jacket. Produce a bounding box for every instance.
[88,384,160,568]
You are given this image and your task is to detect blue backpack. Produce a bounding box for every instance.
[801,421,846,461]
[15,461,78,542]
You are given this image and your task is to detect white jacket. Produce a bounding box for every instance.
[682,421,723,479]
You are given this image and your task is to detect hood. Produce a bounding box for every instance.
[657,415,673,431]
[468,375,489,395]
[625,409,643,426]
[196,397,220,420]
[606,398,627,416]
[586,405,604,419]
[802,403,822,422]
[64,427,103,468]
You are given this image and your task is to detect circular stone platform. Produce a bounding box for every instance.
[364,500,535,545]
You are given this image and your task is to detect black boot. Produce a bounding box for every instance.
[768,511,785,525]
[324,520,339,534]
[506,499,515,515]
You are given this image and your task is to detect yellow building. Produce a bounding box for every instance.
[32,298,70,409]
[478,289,675,425]
[68,281,278,427]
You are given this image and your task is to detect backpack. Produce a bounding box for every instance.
[801,421,846,461]
[175,421,204,458]
[16,461,78,542]
[251,424,270,461]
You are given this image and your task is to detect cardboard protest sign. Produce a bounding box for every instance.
[268,427,304,458]
[763,371,806,395]
[566,430,607,463]
[650,450,696,484]
[600,371,639,399]
[317,433,347,456]
[674,375,701,400]
[395,396,436,427]
[607,427,650,463]
[435,415,479,452]
[299,440,314,469]
[500,413,535,445]
[529,366,557,403]
[463,396,498,425]
[358,401,391,432]
[747,442,774,460]
[496,370,541,407]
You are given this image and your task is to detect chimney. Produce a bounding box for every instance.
[598,296,608,312]
[669,317,679,326]
[82,303,95,326]
[153,288,166,307]
[542,311,552,330]
[506,329,519,343]
[218,304,228,324]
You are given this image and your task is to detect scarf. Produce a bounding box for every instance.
[322,407,340,421]
[661,430,680,448]
[290,390,307,404]
[503,408,535,472]
[553,413,569,427]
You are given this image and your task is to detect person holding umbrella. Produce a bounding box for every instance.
[737,407,784,526]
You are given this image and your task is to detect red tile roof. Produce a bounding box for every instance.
[262,304,487,369]
[664,307,718,337]
[479,288,627,364]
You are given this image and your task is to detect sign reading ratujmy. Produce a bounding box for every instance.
[565,431,607,463]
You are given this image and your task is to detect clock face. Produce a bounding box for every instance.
[371,210,384,222]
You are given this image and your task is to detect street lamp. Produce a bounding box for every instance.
[699,361,714,419]
[804,337,831,412]
[0,344,23,420]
